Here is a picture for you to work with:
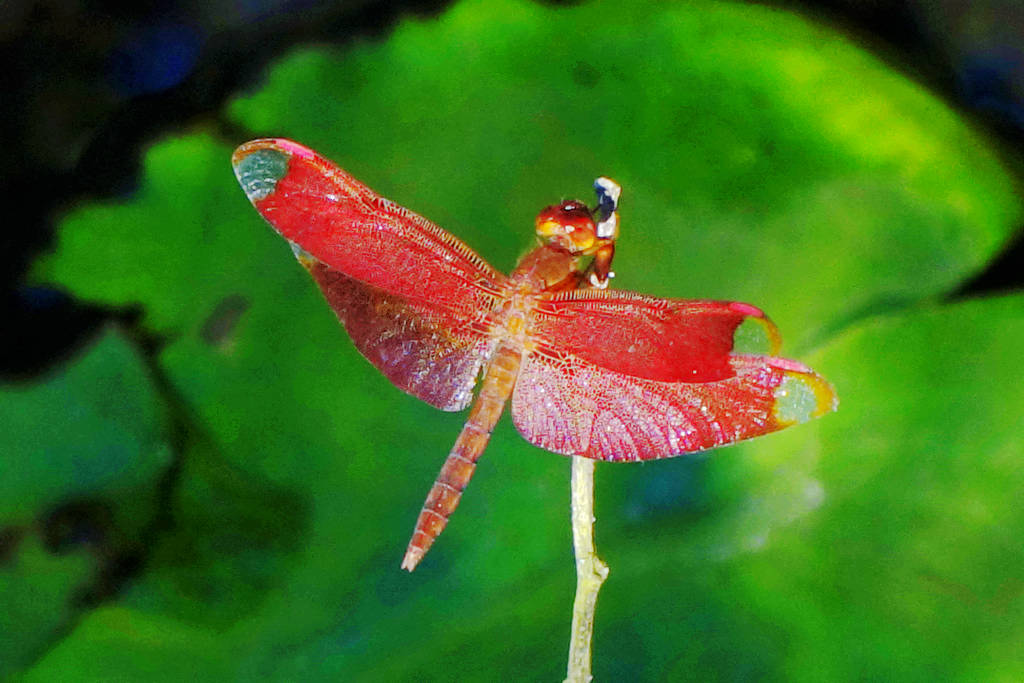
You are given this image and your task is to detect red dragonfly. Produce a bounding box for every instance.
[232,139,837,571]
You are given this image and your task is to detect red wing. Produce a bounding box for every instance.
[305,262,495,411]
[511,350,836,461]
[530,290,782,382]
[514,290,835,460]
[232,139,507,410]
[232,138,507,314]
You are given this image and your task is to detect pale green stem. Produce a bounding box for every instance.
[564,456,609,683]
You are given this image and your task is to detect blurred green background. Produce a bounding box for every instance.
[2,0,1023,680]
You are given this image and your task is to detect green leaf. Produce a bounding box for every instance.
[0,536,94,680]
[20,0,1024,679]
[118,435,308,629]
[22,606,233,682]
[0,328,171,523]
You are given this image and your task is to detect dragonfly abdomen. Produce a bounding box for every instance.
[401,340,523,571]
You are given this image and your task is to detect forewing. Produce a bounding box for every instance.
[301,262,495,411]
[530,290,782,382]
[232,138,507,315]
[512,350,836,461]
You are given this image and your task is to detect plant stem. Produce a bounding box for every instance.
[564,455,609,683]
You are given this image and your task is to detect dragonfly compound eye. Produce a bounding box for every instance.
[535,200,598,252]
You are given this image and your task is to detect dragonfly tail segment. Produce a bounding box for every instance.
[402,342,522,571]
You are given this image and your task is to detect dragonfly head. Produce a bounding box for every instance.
[535,200,600,254]
[534,177,621,258]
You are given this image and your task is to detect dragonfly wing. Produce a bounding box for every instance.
[512,291,836,460]
[233,138,507,316]
[529,289,782,383]
[305,262,495,411]
[233,139,508,410]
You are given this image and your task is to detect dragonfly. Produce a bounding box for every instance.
[232,139,837,571]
